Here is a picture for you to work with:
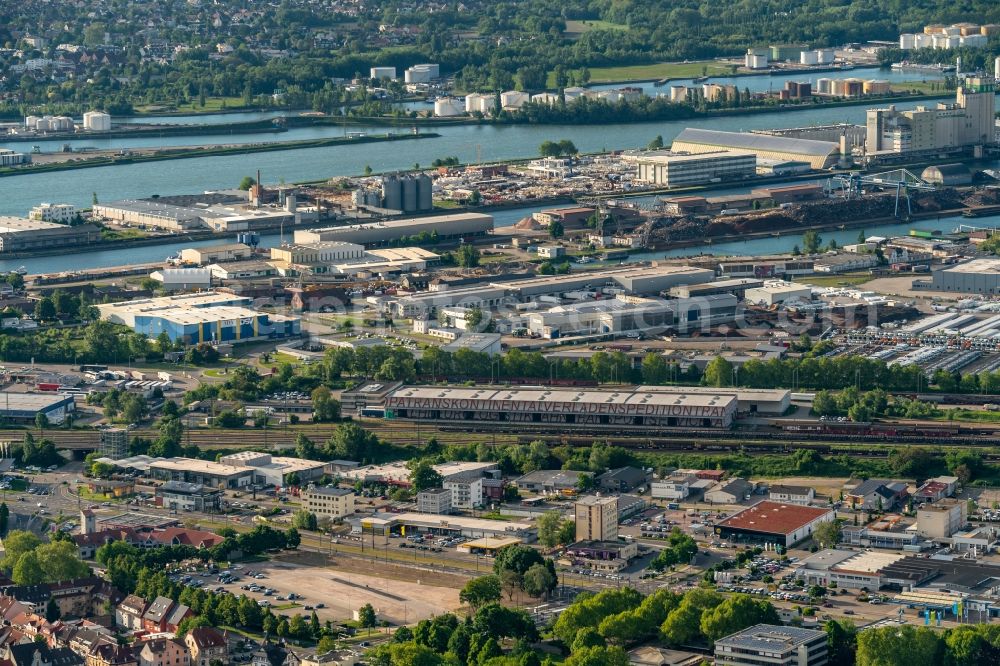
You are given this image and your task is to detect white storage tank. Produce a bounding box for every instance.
[434,97,465,117]
[669,85,688,102]
[800,50,819,65]
[914,33,932,48]
[899,33,916,49]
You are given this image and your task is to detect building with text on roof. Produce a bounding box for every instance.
[714,624,827,666]
[383,385,737,429]
[714,501,835,548]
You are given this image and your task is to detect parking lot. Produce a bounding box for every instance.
[176,559,460,625]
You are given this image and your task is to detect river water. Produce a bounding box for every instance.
[7,95,995,217]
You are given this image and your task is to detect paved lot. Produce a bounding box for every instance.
[209,559,460,625]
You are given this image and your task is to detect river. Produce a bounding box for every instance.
[7,95,997,217]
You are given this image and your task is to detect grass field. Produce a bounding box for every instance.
[564,19,630,34]
[890,80,949,94]
[564,60,733,85]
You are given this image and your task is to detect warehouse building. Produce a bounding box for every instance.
[180,244,253,265]
[669,278,763,299]
[633,150,756,187]
[293,213,493,247]
[635,386,791,414]
[525,294,737,339]
[0,217,100,253]
[155,481,223,512]
[149,268,213,291]
[384,385,738,428]
[671,128,840,169]
[97,292,300,344]
[0,392,76,424]
[93,194,296,232]
[916,258,1000,294]
[744,282,813,306]
[714,501,835,547]
[360,512,534,540]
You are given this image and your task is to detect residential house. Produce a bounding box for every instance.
[705,478,753,505]
[184,628,227,666]
[845,479,908,511]
[768,485,815,505]
[140,598,175,634]
[4,643,85,666]
[88,644,138,666]
[442,474,483,509]
[0,579,122,619]
[137,639,189,666]
[164,604,192,634]
[116,595,148,631]
[597,467,651,493]
[252,641,299,666]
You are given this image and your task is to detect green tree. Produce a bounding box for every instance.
[703,357,734,388]
[410,461,443,492]
[548,220,564,239]
[699,594,780,641]
[358,603,377,636]
[456,244,480,268]
[34,413,48,430]
[522,562,556,598]
[856,624,942,666]
[34,297,56,321]
[0,503,8,537]
[311,386,341,423]
[459,575,502,610]
[536,510,566,548]
[11,551,45,585]
[45,597,61,622]
[292,510,318,531]
[813,519,841,549]
[238,176,256,190]
[661,588,723,646]
[641,353,668,384]
[802,230,822,254]
[564,646,629,666]
[825,620,857,666]
[647,135,664,150]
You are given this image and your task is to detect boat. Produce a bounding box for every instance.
[10,267,26,275]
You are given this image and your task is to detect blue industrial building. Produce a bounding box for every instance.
[97,292,301,345]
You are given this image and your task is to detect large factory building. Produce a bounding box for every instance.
[98,292,300,344]
[915,258,1000,294]
[293,213,493,247]
[384,386,738,429]
[670,128,840,169]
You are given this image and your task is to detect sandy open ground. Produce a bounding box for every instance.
[244,559,461,625]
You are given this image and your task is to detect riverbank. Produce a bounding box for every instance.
[0,132,440,178]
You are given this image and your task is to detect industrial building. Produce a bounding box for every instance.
[916,498,968,539]
[671,128,840,170]
[383,385,738,429]
[301,486,356,520]
[93,193,297,232]
[179,244,254,265]
[0,392,76,424]
[921,163,972,185]
[149,268,213,291]
[714,501,835,547]
[515,469,594,495]
[714,624,827,666]
[293,213,493,247]
[0,217,100,253]
[97,291,300,344]
[270,242,365,267]
[417,488,453,514]
[866,77,995,155]
[360,512,534,540]
[524,294,738,339]
[378,173,434,213]
[0,149,30,167]
[916,258,1000,294]
[632,150,756,187]
[668,278,763,299]
[744,282,813,306]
